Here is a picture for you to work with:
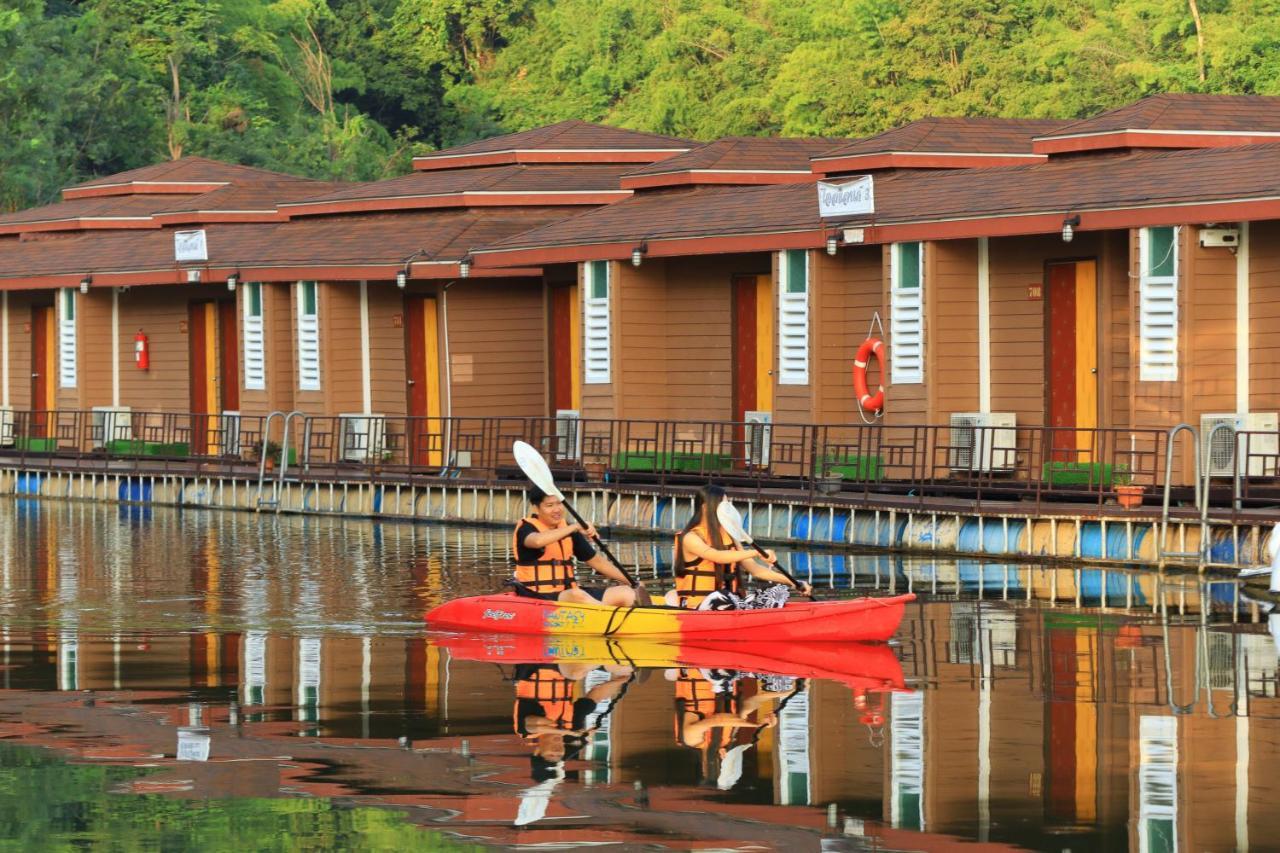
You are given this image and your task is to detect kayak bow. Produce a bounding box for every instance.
[425,592,912,642]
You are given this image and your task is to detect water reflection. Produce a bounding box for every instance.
[0,499,1278,850]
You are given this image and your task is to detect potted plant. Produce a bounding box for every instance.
[1113,467,1145,509]
[258,440,282,472]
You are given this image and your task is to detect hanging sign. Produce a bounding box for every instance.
[818,176,874,218]
[174,229,208,262]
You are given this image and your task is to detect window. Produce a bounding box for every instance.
[890,242,924,384]
[777,250,809,385]
[296,281,320,391]
[583,261,611,384]
[58,288,76,388]
[1139,226,1178,381]
[243,283,265,390]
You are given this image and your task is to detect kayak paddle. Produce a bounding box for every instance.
[512,441,649,603]
[716,499,815,599]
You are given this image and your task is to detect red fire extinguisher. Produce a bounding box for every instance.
[134,330,150,370]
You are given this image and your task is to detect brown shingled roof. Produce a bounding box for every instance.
[412,121,691,170]
[64,156,312,198]
[281,165,631,215]
[1042,93,1280,138]
[625,137,849,176]
[814,117,1068,162]
[152,180,344,223]
[477,141,1280,263]
[0,194,200,234]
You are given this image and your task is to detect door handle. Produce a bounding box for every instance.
[407,379,416,385]
[1091,368,1098,375]
[31,372,38,378]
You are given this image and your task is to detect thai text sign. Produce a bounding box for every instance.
[818,176,874,218]
[174,229,208,262]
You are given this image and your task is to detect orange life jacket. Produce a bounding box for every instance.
[674,522,740,608]
[514,667,577,737]
[512,515,577,594]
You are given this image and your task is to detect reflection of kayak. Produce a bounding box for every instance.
[425,593,913,642]
[438,633,907,691]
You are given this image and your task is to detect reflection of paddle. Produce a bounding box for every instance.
[716,499,815,599]
[513,441,650,605]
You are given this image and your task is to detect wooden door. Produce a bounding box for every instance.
[30,304,55,437]
[404,294,442,466]
[188,301,218,454]
[1046,261,1098,462]
[732,275,758,424]
[549,285,576,414]
[218,299,239,412]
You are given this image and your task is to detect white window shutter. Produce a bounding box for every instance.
[890,243,924,385]
[777,250,809,385]
[1139,228,1179,382]
[583,261,611,384]
[243,285,266,391]
[58,289,77,388]
[297,282,321,391]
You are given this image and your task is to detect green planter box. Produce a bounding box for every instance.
[15,437,57,453]
[1042,461,1122,487]
[612,451,732,473]
[823,454,884,482]
[105,440,190,457]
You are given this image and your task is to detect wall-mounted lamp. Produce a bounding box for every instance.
[396,270,408,289]
[1062,214,1081,243]
[115,285,130,294]
[459,256,473,278]
[398,248,430,288]
[631,240,648,268]
[825,233,840,256]
[226,272,239,292]
[79,276,91,294]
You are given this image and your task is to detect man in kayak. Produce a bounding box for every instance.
[668,485,810,608]
[514,486,642,605]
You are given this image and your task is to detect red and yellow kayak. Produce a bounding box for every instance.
[425,593,913,642]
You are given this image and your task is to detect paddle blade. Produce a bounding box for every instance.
[716,500,752,544]
[513,441,563,499]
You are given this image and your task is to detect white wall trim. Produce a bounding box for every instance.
[977,237,991,413]
[111,288,120,407]
[1237,222,1250,414]
[358,281,372,413]
[1,291,8,407]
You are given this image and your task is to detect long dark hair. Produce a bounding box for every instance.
[673,485,729,580]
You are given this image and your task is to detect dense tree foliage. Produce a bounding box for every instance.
[3,0,1277,209]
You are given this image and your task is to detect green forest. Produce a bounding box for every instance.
[3,0,1278,210]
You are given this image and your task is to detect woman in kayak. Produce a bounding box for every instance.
[667,485,811,608]
[514,486,642,606]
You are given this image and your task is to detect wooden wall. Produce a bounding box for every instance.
[117,286,197,413]
[1250,220,1280,412]
[367,283,409,417]
[611,259,667,420]
[931,239,981,418]
[4,291,40,410]
[446,277,546,418]
[809,246,882,423]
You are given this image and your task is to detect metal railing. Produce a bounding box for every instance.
[2,408,1277,512]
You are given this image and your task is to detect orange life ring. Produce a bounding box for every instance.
[852,338,885,413]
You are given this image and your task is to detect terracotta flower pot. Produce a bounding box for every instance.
[1115,484,1145,509]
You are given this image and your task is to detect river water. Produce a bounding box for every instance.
[0,497,1275,851]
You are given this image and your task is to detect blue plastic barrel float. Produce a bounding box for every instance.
[1078,522,1151,562]
[956,518,1028,556]
[791,509,852,544]
[899,515,960,551]
[652,497,673,531]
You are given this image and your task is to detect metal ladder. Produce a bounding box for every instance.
[255,410,305,512]
[1158,423,1206,567]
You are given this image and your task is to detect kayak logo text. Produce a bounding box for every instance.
[482,609,516,621]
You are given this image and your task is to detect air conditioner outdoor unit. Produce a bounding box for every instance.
[744,410,773,467]
[338,413,386,462]
[220,411,242,457]
[554,409,581,461]
[949,412,1017,472]
[1200,413,1279,477]
[90,406,131,449]
[0,406,13,447]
